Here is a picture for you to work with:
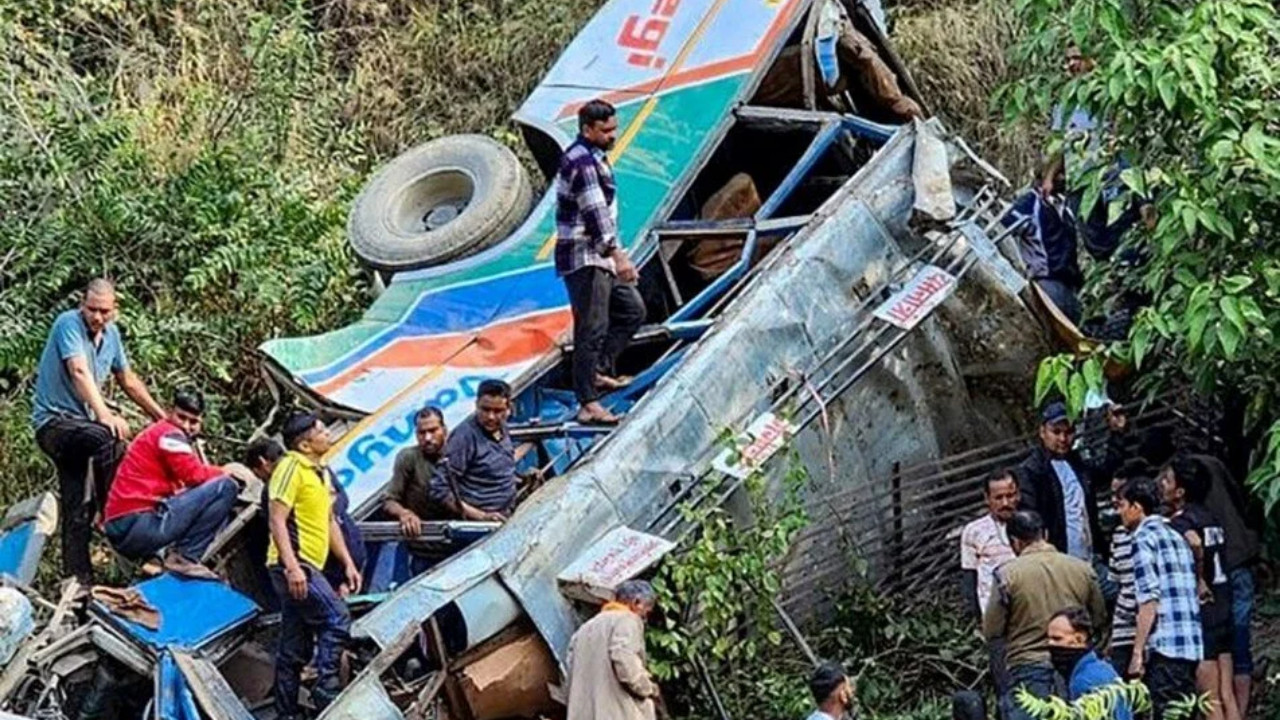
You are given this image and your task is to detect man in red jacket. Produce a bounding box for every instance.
[103,388,243,579]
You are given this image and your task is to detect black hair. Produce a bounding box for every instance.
[1120,477,1161,515]
[415,406,445,424]
[809,661,847,704]
[1138,426,1176,467]
[1008,510,1045,542]
[281,411,321,451]
[1115,457,1153,483]
[477,379,511,401]
[578,99,616,130]
[1050,605,1093,636]
[984,469,1019,495]
[245,438,285,469]
[1164,454,1210,504]
[173,387,205,416]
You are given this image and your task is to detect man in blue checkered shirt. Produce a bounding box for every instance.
[1117,477,1201,718]
[555,99,645,425]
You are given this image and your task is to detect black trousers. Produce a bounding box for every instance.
[1144,652,1197,719]
[35,417,124,581]
[563,266,645,404]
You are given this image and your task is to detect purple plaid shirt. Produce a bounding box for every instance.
[555,137,618,276]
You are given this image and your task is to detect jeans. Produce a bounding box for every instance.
[563,266,645,404]
[34,417,125,581]
[271,565,351,718]
[104,477,238,562]
[1230,566,1255,675]
[1145,652,1197,720]
[1001,663,1055,720]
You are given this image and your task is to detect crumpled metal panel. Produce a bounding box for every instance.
[318,672,403,720]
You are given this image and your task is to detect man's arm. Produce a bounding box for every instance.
[572,160,619,259]
[116,368,164,422]
[608,618,658,700]
[329,514,362,596]
[65,355,130,437]
[158,431,224,487]
[958,528,981,622]
[1086,567,1111,651]
[383,453,423,536]
[982,572,1009,642]
[1130,601,1156,677]
[268,499,307,600]
[1181,528,1211,601]
[429,434,505,522]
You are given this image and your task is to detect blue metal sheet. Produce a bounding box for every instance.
[154,652,201,720]
[102,575,258,651]
[0,522,38,583]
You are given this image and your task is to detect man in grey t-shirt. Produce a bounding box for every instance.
[31,279,165,583]
[382,406,446,536]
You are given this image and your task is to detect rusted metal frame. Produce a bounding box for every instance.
[426,616,472,720]
[171,651,256,720]
[403,671,447,720]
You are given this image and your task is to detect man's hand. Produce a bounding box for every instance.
[344,562,363,596]
[1198,579,1213,604]
[285,565,308,601]
[103,413,132,440]
[615,251,639,284]
[398,510,423,538]
[1127,652,1144,679]
[520,468,545,487]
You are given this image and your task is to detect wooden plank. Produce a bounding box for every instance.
[171,650,257,720]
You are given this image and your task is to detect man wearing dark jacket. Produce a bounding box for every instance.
[1016,402,1126,563]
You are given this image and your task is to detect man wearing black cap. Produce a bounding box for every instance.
[1015,401,1126,563]
[266,412,362,719]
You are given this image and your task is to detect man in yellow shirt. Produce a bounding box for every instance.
[267,412,362,719]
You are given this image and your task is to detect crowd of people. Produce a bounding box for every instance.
[26,278,539,717]
[958,403,1260,720]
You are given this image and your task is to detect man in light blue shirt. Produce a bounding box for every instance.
[32,278,164,583]
[804,662,855,720]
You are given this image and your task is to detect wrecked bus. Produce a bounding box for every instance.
[0,0,1062,717]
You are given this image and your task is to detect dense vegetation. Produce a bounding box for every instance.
[0,0,601,509]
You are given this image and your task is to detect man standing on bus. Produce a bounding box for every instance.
[555,99,646,426]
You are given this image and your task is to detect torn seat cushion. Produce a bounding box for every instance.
[94,574,258,652]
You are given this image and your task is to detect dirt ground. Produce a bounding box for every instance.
[1248,577,1279,718]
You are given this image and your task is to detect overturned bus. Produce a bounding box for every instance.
[0,0,1067,717]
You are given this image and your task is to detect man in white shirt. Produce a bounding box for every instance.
[960,469,1020,704]
[804,662,854,720]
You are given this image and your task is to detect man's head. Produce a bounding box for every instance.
[809,661,853,712]
[578,99,618,151]
[281,411,331,458]
[245,438,285,481]
[1117,477,1160,531]
[1159,455,1208,512]
[1047,606,1092,649]
[415,406,446,458]
[170,387,205,436]
[984,470,1020,523]
[1046,606,1093,680]
[475,379,512,435]
[1038,402,1074,457]
[1007,510,1047,555]
[614,579,656,620]
[80,278,117,336]
[1064,46,1094,76]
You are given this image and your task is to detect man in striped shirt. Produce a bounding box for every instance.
[555,99,645,425]
[1117,477,1202,718]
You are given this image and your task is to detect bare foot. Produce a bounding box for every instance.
[594,374,634,391]
[163,552,220,581]
[577,402,621,425]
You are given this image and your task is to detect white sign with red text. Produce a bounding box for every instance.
[711,412,796,480]
[872,264,958,330]
[558,526,675,602]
